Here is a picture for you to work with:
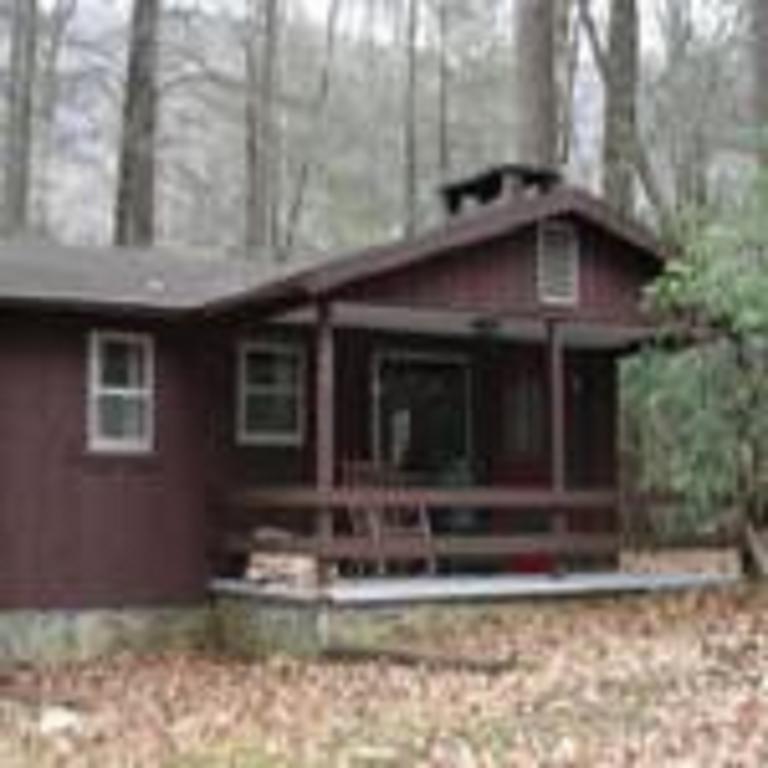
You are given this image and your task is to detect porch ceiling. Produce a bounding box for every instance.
[274,302,657,350]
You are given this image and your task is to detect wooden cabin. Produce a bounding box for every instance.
[0,166,666,624]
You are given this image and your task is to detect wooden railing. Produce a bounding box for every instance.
[220,486,620,576]
[232,487,618,511]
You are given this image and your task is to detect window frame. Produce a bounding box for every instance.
[236,340,306,448]
[537,219,580,306]
[87,330,156,455]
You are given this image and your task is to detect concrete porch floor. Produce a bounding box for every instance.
[210,571,739,609]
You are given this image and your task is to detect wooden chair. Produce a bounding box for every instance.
[340,460,436,576]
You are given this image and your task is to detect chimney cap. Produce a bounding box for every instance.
[440,164,562,216]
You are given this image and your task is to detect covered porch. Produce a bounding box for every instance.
[218,300,654,583]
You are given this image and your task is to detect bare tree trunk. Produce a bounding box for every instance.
[5,0,38,237]
[603,0,638,215]
[263,0,281,251]
[555,0,579,167]
[752,0,768,166]
[244,0,281,256]
[437,0,451,181]
[35,0,78,233]
[283,0,343,253]
[674,131,709,211]
[114,0,160,246]
[403,0,419,237]
[577,0,676,235]
[512,0,557,169]
[244,19,263,252]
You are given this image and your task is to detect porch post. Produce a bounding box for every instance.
[316,301,335,490]
[547,320,566,494]
[547,319,568,568]
[315,301,335,583]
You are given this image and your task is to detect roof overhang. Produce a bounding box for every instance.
[274,301,659,351]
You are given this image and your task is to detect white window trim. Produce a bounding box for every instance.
[236,340,306,447]
[537,219,580,306]
[87,330,155,455]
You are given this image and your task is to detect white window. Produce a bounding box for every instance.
[237,342,305,446]
[87,331,155,453]
[537,219,580,306]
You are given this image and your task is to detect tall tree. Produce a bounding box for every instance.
[578,0,674,233]
[245,0,281,254]
[35,0,79,232]
[436,0,451,181]
[512,0,557,168]
[603,0,638,214]
[5,0,39,236]
[283,0,343,253]
[403,0,419,236]
[753,0,768,165]
[114,0,160,246]
[653,1,711,213]
[555,0,580,166]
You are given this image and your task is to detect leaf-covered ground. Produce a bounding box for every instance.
[1,553,765,767]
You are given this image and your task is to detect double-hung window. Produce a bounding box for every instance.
[88,331,155,453]
[237,342,305,446]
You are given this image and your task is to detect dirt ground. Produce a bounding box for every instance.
[1,550,765,768]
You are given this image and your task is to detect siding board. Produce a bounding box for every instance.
[0,312,207,610]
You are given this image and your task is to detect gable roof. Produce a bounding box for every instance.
[0,186,668,316]
[207,185,669,313]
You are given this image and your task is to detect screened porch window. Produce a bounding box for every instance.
[87,331,154,453]
[237,342,305,446]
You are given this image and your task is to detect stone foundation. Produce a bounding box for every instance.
[0,607,212,667]
[2,571,734,665]
[212,594,441,659]
[214,597,327,657]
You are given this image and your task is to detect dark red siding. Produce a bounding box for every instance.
[201,326,618,493]
[338,222,658,325]
[0,312,207,610]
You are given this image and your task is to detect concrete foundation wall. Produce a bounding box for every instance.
[0,607,212,667]
[214,597,327,657]
[212,595,447,659]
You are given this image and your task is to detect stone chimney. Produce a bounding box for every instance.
[440,164,561,217]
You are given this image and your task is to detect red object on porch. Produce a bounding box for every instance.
[508,553,556,574]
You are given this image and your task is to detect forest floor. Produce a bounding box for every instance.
[2,549,766,768]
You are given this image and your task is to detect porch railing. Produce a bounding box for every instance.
[219,487,620,579]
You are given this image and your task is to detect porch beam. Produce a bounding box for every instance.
[547,319,566,493]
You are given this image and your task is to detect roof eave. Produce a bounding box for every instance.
[0,295,195,319]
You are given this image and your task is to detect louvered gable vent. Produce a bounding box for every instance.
[537,219,579,305]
